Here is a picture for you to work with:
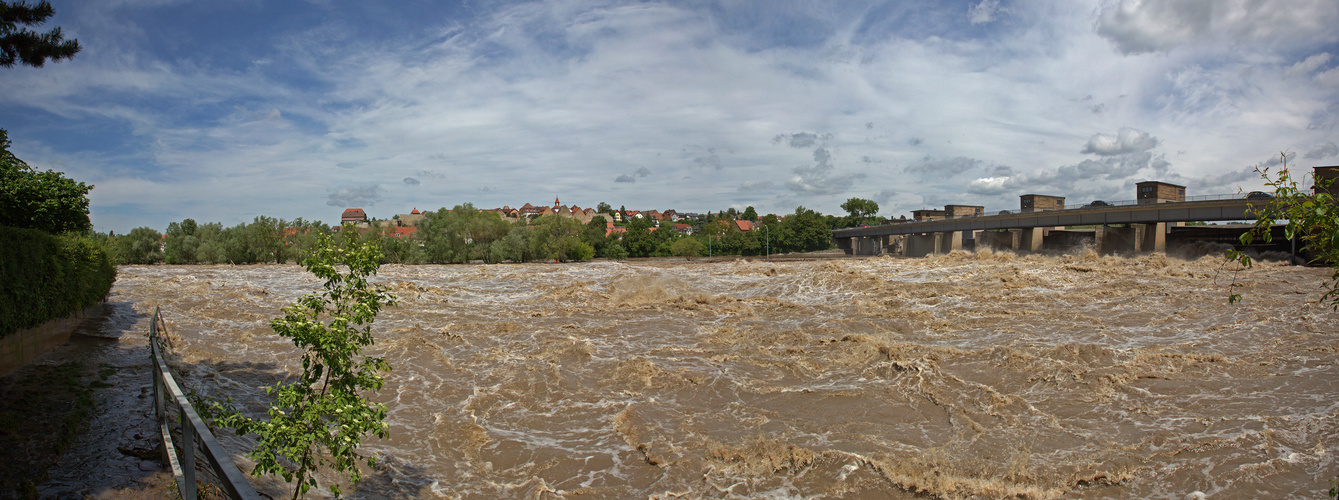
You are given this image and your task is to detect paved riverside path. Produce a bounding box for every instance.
[15,303,175,498]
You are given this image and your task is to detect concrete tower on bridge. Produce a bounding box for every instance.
[1136,181,1186,204]
[1020,194,1065,213]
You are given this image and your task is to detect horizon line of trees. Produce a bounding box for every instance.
[95,201,866,266]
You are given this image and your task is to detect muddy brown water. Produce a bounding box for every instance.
[90,250,1339,498]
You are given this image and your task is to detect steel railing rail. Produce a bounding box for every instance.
[150,307,261,500]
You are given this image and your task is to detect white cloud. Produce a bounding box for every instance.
[968,177,1010,195]
[1317,67,1339,87]
[4,1,1338,231]
[1304,142,1338,160]
[1081,128,1159,156]
[1095,0,1339,55]
[1286,52,1332,77]
[968,0,1002,25]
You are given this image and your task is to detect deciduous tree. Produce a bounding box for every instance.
[0,130,92,234]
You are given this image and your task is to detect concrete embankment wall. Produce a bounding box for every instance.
[0,303,102,379]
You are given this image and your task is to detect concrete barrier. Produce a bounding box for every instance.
[0,303,103,379]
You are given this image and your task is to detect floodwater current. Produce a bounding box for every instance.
[101,250,1339,498]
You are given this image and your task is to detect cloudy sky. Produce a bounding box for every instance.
[3,0,1338,233]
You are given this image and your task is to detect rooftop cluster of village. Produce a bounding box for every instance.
[335,198,769,239]
[334,181,1203,238]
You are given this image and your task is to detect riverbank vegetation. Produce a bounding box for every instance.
[1,130,113,338]
[98,204,842,266]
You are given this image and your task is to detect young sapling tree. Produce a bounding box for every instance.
[199,232,398,498]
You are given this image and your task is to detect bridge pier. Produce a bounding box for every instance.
[1136,223,1166,253]
[904,233,936,257]
[1024,227,1044,252]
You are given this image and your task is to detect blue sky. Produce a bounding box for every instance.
[3,0,1338,233]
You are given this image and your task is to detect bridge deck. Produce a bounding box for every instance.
[832,199,1265,238]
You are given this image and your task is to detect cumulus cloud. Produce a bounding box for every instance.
[403,177,420,185]
[986,149,1171,198]
[968,176,1010,195]
[1287,53,1332,77]
[635,166,651,177]
[1081,128,1159,156]
[1305,142,1338,160]
[968,0,1002,25]
[615,174,636,183]
[326,185,384,207]
[785,147,865,196]
[1317,67,1339,87]
[904,156,983,176]
[1095,0,1339,55]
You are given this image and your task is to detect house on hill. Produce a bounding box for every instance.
[340,208,370,228]
[342,208,367,223]
[397,208,425,227]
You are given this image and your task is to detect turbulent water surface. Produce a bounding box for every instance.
[105,251,1339,498]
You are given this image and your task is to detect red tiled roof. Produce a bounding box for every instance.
[390,227,417,238]
[341,208,367,222]
[735,220,755,231]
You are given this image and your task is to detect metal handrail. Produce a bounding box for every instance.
[150,307,261,500]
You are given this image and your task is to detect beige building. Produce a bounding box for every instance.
[912,209,947,221]
[1020,194,1065,212]
[1136,181,1185,204]
[944,205,984,218]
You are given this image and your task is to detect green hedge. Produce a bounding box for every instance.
[1,225,116,338]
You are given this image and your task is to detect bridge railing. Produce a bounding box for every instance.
[149,307,261,500]
[845,192,1259,229]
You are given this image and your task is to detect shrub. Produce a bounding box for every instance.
[0,226,115,337]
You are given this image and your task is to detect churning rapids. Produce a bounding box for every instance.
[104,250,1339,499]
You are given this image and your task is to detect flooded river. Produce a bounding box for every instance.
[103,250,1339,498]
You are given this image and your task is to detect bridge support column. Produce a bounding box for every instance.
[1138,223,1166,253]
[932,232,945,254]
[1024,227,1045,252]
[905,234,935,257]
[1097,225,1138,254]
[948,231,963,252]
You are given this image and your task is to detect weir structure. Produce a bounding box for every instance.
[833,194,1265,257]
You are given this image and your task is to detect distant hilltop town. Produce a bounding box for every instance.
[335,198,717,238]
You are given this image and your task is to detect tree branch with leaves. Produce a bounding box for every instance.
[198,232,398,499]
[1226,152,1339,308]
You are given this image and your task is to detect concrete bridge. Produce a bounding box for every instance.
[832,195,1268,257]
